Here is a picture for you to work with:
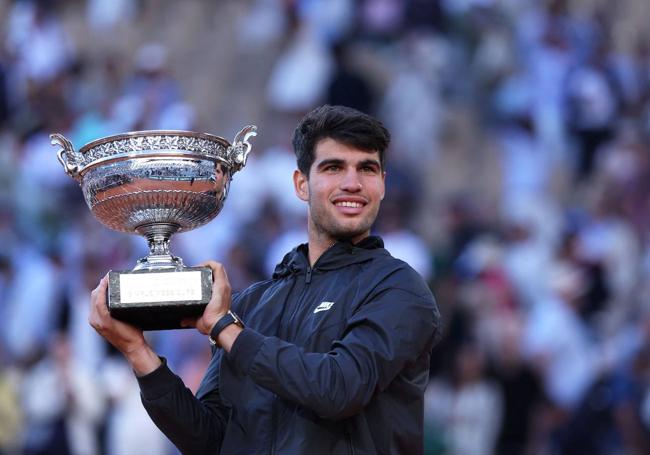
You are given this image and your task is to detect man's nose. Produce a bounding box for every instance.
[340,169,362,192]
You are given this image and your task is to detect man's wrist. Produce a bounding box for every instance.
[208,311,244,349]
[124,343,162,377]
[218,324,244,353]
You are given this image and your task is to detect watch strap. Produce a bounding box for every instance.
[208,311,243,346]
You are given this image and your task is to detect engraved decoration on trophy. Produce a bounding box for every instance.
[51,126,257,330]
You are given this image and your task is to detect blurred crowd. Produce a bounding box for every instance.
[2,0,650,454]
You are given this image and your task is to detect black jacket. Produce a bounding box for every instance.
[137,236,440,454]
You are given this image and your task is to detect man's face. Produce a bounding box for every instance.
[294,138,385,244]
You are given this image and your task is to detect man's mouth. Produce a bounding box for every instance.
[335,201,363,208]
[331,197,368,215]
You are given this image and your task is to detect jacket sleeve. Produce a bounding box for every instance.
[226,285,440,420]
[138,354,229,454]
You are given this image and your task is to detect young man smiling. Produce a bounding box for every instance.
[295,137,385,264]
[89,105,440,454]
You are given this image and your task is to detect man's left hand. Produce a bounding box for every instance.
[186,261,233,336]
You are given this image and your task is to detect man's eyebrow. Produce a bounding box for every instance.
[316,158,345,169]
[358,159,381,168]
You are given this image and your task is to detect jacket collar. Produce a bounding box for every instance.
[272,235,385,279]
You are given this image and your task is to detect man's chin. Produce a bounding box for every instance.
[328,224,371,242]
[312,211,375,242]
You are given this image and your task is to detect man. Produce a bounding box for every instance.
[90,105,440,454]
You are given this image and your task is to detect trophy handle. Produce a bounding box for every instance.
[50,133,81,180]
[228,125,257,173]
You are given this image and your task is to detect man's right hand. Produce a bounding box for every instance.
[89,274,161,376]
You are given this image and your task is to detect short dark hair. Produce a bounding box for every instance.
[291,105,390,176]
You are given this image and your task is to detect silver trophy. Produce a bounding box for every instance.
[51,126,256,330]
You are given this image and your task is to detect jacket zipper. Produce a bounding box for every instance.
[346,424,356,455]
[272,265,312,452]
[273,245,336,451]
[284,241,336,337]
[286,267,313,342]
[282,265,313,340]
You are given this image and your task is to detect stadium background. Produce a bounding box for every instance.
[2,0,650,453]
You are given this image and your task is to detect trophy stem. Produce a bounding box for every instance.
[134,223,184,271]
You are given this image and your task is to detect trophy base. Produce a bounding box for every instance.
[107,267,212,331]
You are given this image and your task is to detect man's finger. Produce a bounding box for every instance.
[198,260,220,270]
[90,276,112,320]
[91,275,108,296]
[198,261,226,276]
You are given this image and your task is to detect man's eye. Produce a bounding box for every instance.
[326,165,340,172]
[361,166,377,173]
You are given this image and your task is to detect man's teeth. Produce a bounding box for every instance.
[335,201,362,208]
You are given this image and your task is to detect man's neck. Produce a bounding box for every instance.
[307,231,369,266]
[307,238,336,267]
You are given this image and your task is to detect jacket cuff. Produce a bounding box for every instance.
[136,357,182,401]
[227,328,265,375]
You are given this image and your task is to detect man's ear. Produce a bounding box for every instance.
[293,169,309,202]
[380,170,386,200]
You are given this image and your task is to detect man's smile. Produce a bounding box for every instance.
[331,196,368,213]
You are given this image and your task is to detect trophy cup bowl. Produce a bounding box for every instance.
[51,126,256,330]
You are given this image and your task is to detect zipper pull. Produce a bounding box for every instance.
[305,267,312,284]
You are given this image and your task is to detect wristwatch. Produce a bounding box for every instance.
[208,311,244,346]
